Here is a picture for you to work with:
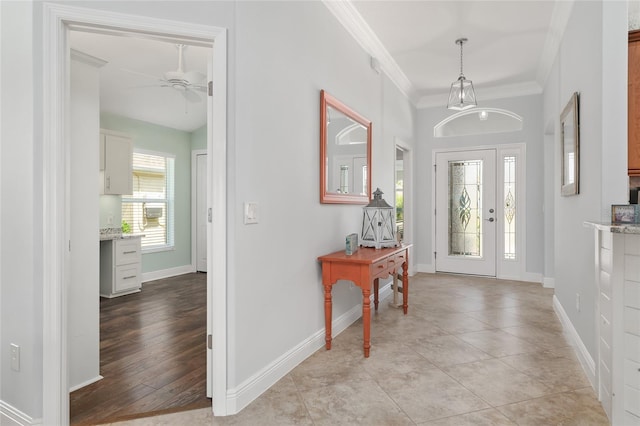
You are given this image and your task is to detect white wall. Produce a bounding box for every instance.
[415,94,545,277]
[230,0,415,388]
[542,0,627,365]
[68,54,101,391]
[0,0,416,419]
[0,1,43,421]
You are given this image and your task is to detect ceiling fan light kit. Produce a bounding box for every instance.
[447,37,478,111]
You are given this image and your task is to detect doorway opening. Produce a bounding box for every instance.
[42,4,228,424]
[68,29,212,423]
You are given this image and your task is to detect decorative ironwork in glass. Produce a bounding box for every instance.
[459,187,472,229]
[448,160,482,257]
[504,156,516,260]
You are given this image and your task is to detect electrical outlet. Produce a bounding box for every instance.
[107,214,114,226]
[10,343,20,372]
[576,293,581,312]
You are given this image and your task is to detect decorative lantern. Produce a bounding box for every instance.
[361,188,396,249]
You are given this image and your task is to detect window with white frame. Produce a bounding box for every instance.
[121,150,175,252]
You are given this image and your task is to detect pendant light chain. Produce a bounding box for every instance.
[459,40,464,77]
[447,37,477,110]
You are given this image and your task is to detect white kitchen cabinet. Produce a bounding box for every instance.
[100,131,132,195]
[100,237,142,298]
[588,223,640,425]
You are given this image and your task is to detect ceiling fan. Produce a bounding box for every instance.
[124,44,207,103]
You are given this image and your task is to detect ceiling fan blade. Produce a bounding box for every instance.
[184,70,206,84]
[181,88,202,103]
[190,84,207,93]
[119,67,165,83]
[124,84,168,90]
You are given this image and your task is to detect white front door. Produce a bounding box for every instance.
[196,153,208,272]
[435,149,497,276]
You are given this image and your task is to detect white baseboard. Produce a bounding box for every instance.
[226,283,393,415]
[141,265,195,283]
[552,295,596,388]
[416,263,435,273]
[521,272,543,283]
[0,401,41,426]
[69,375,103,393]
[543,277,555,289]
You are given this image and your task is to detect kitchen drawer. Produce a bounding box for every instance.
[626,411,640,426]
[626,306,640,337]
[626,358,640,391]
[115,239,141,266]
[600,270,612,298]
[600,291,612,324]
[601,231,612,250]
[601,336,612,374]
[628,280,640,310]
[626,333,640,363]
[114,263,141,293]
[627,254,640,283]
[600,359,612,397]
[601,314,613,350]
[600,247,612,274]
[626,385,640,418]
[627,234,640,256]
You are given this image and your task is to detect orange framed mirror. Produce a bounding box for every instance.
[320,90,372,204]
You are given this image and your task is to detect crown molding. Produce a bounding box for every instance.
[322,0,417,104]
[536,0,575,87]
[416,81,543,109]
[70,49,107,68]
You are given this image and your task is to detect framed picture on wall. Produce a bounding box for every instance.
[560,92,580,196]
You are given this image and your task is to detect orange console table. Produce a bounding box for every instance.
[317,244,412,357]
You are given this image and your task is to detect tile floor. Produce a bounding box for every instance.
[107,273,609,425]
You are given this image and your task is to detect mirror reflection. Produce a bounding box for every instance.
[320,91,371,204]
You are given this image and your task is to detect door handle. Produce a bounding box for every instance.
[485,217,495,222]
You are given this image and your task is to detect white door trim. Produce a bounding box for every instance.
[191,149,207,273]
[431,143,527,280]
[394,139,413,273]
[42,4,229,423]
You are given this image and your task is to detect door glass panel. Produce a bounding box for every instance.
[448,160,482,257]
[504,156,516,260]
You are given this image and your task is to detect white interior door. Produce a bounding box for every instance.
[196,153,208,272]
[435,149,497,276]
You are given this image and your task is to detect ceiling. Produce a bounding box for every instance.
[70,1,571,131]
[330,0,571,108]
[70,31,211,133]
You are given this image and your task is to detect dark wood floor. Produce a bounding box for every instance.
[70,273,210,425]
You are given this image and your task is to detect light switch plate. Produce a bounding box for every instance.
[244,202,258,224]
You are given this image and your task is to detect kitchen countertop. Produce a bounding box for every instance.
[584,221,640,234]
[99,228,145,241]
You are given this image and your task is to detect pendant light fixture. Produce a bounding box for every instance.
[447,38,477,111]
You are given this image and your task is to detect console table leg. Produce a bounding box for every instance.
[324,284,332,350]
[363,288,371,357]
[373,278,379,311]
[402,260,409,315]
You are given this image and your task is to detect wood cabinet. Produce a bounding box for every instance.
[629,31,640,176]
[100,237,142,298]
[100,131,133,194]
